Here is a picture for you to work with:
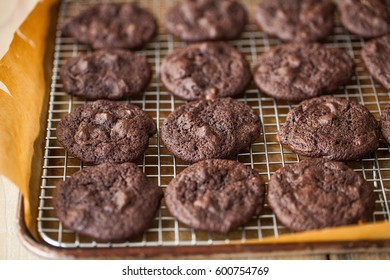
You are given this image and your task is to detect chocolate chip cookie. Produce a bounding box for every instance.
[56,100,156,164]
[165,159,265,233]
[55,162,163,241]
[62,3,157,49]
[161,42,251,100]
[253,43,354,101]
[268,159,374,232]
[165,0,247,42]
[381,104,390,144]
[160,98,260,163]
[255,0,335,42]
[362,34,390,90]
[338,0,390,38]
[277,97,380,161]
[60,50,151,100]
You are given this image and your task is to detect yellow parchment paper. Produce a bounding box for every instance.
[233,222,390,245]
[0,0,59,239]
[0,0,389,247]
[0,0,40,59]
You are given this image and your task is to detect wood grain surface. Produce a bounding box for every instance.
[0,177,41,259]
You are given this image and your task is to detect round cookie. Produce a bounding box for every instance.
[56,100,156,164]
[268,159,374,232]
[165,0,247,42]
[54,163,163,241]
[161,42,251,101]
[253,43,354,101]
[255,0,335,42]
[60,50,151,100]
[362,34,390,91]
[165,159,265,233]
[160,98,260,163]
[338,0,390,38]
[62,3,157,49]
[277,97,380,161]
[381,104,390,144]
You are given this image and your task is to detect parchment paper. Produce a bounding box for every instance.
[0,0,39,60]
[0,0,59,239]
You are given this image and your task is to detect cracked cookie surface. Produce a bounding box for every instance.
[268,159,374,232]
[253,43,354,101]
[62,3,157,49]
[255,0,335,42]
[381,104,390,145]
[161,42,251,100]
[160,98,260,163]
[165,159,265,233]
[165,0,247,42]
[277,97,380,160]
[55,163,163,241]
[60,50,151,100]
[56,100,156,164]
[338,0,390,38]
[362,34,390,91]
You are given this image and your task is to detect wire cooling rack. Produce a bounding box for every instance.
[38,0,390,249]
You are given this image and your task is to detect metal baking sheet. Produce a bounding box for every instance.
[37,0,390,251]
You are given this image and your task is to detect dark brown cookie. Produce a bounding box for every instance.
[62,3,157,49]
[161,42,251,101]
[277,97,380,161]
[56,100,156,164]
[268,159,374,232]
[54,163,163,241]
[165,0,247,42]
[253,43,354,101]
[165,159,265,233]
[338,0,390,38]
[60,50,151,100]
[381,104,390,144]
[255,0,335,42]
[362,34,390,90]
[160,98,260,163]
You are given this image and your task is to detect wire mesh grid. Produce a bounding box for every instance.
[38,0,390,249]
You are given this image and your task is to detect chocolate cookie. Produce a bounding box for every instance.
[362,34,390,90]
[255,0,335,42]
[165,0,247,42]
[55,163,163,241]
[268,159,374,232]
[165,159,265,233]
[62,3,157,49]
[381,104,390,144]
[56,100,156,164]
[253,43,354,101]
[160,98,260,163]
[60,50,151,100]
[338,0,390,38]
[161,42,251,100]
[277,97,380,161]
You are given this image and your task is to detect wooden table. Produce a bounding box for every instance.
[1,178,41,259]
[1,178,390,260]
